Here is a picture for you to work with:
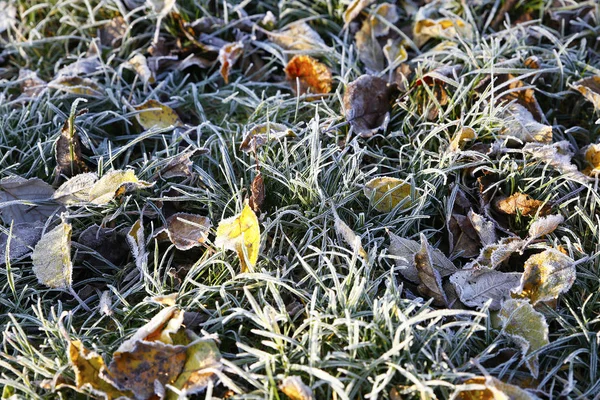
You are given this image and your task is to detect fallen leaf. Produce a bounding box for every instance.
[383,38,408,68]
[249,172,265,212]
[18,69,47,98]
[149,293,178,306]
[449,213,480,258]
[502,104,552,144]
[133,99,183,130]
[449,127,477,152]
[164,213,211,251]
[127,219,148,272]
[494,193,550,217]
[268,22,326,51]
[528,214,563,241]
[583,143,600,176]
[468,210,496,246]
[215,201,260,272]
[371,3,400,37]
[279,376,313,400]
[413,10,472,47]
[284,55,332,98]
[468,237,526,270]
[57,56,101,77]
[218,41,244,84]
[414,234,448,306]
[240,122,295,153]
[571,76,600,110]
[499,299,549,377]
[497,74,544,122]
[31,220,72,289]
[355,19,384,72]
[53,173,98,205]
[343,75,392,137]
[116,307,183,351]
[514,249,575,305]
[0,222,44,265]
[125,54,155,85]
[343,0,376,28]
[449,268,522,310]
[0,176,61,224]
[88,169,152,205]
[364,177,411,212]
[99,16,127,48]
[99,291,113,316]
[333,208,367,259]
[78,224,129,265]
[388,232,457,283]
[48,76,103,97]
[68,340,133,400]
[523,141,582,178]
[458,376,540,400]
[55,101,89,179]
[0,1,16,33]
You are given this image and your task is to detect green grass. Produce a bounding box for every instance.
[1,0,600,398]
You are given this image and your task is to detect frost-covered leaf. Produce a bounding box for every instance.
[218,41,243,84]
[127,219,148,272]
[583,143,600,176]
[571,76,600,110]
[78,224,129,265]
[125,54,155,85]
[55,101,89,179]
[499,299,549,378]
[468,237,526,270]
[515,249,575,305]
[284,55,332,98]
[333,208,367,259]
[388,232,457,283]
[0,176,61,224]
[502,104,552,144]
[53,173,98,205]
[523,141,582,178]
[18,69,47,98]
[133,100,183,130]
[383,38,407,68]
[413,4,473,47]
[31,220,72,289]
[164,213,211,251]
[343,75,392,138]
[240,122,295,153]
[99,16,127,48]
[449,268,521,310]
[268,22,325,51]
[48,76,103,97]
[355,19,384,72]
[494,192,550,217]
[528,214,563,241]
[0,222,44,265]
[249,172,265,212]
[57,56,101,77]
[0,1,16,33]
[364,177,412,212]
[468,210,496,246]
[414,234,448,306]
[215,201,260,272]
[279,376,313,400]
[343,0,375,27]
[449,127,477,152]
[88,169,153,205]
[458,376,541,400]
[371,3,399,37]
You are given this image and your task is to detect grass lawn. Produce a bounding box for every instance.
[1,0,600,399]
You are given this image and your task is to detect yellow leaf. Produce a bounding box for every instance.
[458,376,539,400]
[279,376,313,400]
[284,55,332,99]
[218,41,244,84]
[343,0,375,27]
[413,16,472,47]
[449,126,477,152]
[133,99,183,130]
[583,143,600,176]
[48,76,103,97]
[31,220,72,289]
[68,340,133,400]
[115,306,183,352]
[126,54,155,85]
[571,76,600,110]
[494,193,550,217]
[215,202,260,272]
[364,177,412,212]
[88,169,152,205]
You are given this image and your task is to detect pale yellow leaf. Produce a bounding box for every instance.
[88,169,152,205]
[279,376,313,400]
[364,177,412,212]
[134,99,183,130]
[31,220,72,289]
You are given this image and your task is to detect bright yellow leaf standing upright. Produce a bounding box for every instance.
[215,201,260,272]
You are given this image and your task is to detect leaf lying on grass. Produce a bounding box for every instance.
[364,177,412,212]
[449,127,477,152]
[499,299,549,378]
[268,22,325,51]
[343,75,392,138]
[125,54,155,85]
[218,41,244,84]
[88,169,153,205]
[240,122,295,153]
[458,376,540,399]
[48,76,103,97]
[494,192,550,216]
[133,100,183,130]
[415,234,448,306]
[98,16,127,48]
[279,376,313,400]
[159,213,211,251]
[284,55,332,98]
[355,18,384,73]
[53,173,98,205]
[571,76,600,109]
[215,201,260,272]
[0,177,61,224]
[527,214,563,241]
[31,220,72,289]
[413,4,472,47]
[333,208,367,259]
[449,268,521,310]
[583,143,600,176]
[0,222,43,265]
[343,0,375,28]
[501,104,552,144]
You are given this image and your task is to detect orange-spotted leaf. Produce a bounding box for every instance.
[284,55,332,99]
[215,201,260,272]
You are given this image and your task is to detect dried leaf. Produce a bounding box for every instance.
[364,177,411,212]
[502,104,552,144]
[413,11,472,47]
[333,209,367,259]
[249,173,265,212]
[268,22,326,51]
[449,213,480,258]
[0,222,44,265]
[494,193,550,217]
[88,169,152,205]
[515,249,575,305]
[31,220,72,289]
[57,56,101,77]
[165,213,211,251]
[371,3,399,37]
[0,176,60,224]
[414,234,448,306]
[528,214,563,241]
[78,224,129,265]
[355,19,384,72]
[468,210,496,246]
[449,268,521,310]
[498,74,544,121]
[279,376,313,400]
[127,219,148,272]
[523,141,581,178]
[240,122,295,153]
[458,376,540,400]
[215,201,260,272]
[133,99,183,130]
[48,76,103,97]
[343,0,375,27]
[99,16,127,48]
[383,39,408,68]
[18,69,47,98]
[583,143,600,176]
[0,1,16,33]
[53,173,98,205]
[284,55,332,98]
[449,127,477,152]
[571,76,600,110]
[116,307,182,352]
[55,101,89,179]
[499,299,549,377]
[68,340,133,400]
[388,232,457,283]
[218,41,243,84]
[126,54,155,85]
[343,75,391,138]
[468,237,526,270]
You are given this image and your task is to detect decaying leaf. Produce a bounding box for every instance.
[528,214,563,241]
[31,220,72,289]
[18,69,47,98]
[78,224,129,266]
[364,177,412,212]
[502,104,552,144]
[494,193,550,217]
[458,376,540,400]
[249,173,265,212]
[268,22,326,51]
[468,237,526,270]
[133,100,183,130]
[343,0,375,27]
[414,234,448,306]
[127,219,148,272]
[215,201,260,272]
[53,173,98,205]
[449,213,480,258]
[88,169,152,205]
[0,176,61,224]
[284,55,332,98]
[279,376,313,400]
[571,76,600,110]
[0,222,44,265]
[388,232,457,283]
[413,5,472,47]
[99,16,127,48]
[497,74,544,122]
[55,101,89,179]
[333,208,367,259]
[68,340,133,400]
[218,41,244,84]
[48,76,103,97]
[514,249,575,305]
[240,122,295,153]
[125,54,155,85]
[523,141,582,178]
[449,127,477,152]
[499,299,549,377]
[383,39,408,68]
[468,210,496,246]
[583,143,600,176]
[343,75,392,137]
[355,19,384,72]
[371,3,399,37]
[164,213,211,251]
[449,268,521,310]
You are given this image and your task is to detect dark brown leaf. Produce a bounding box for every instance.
[249,173,265,212]
[343,75,392,137]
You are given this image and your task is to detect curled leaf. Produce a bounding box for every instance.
[215,201,260,272]
[249,173,265,212]
[279,376,313,400]
[364,177,412,212]
[528,214,563,241]
[449,268,521,310]
[571,76,600,110]
[343,0,376,27]
[126,54,155,85]
[133,100,183,130]
[268,22,325,51]
[31,220,72,289]
[414,234,448,306]
[494,193,550,217]
[240,122,295,153]
[449,127,477,152]
[502,104,552,144]
[343,75,392,138]
[53,173,98,205]
[48,76,103,97]
[164,213,211,251]
[284,55,332,98]
[383,39,408,68]
[333,209,367,259]
[371,3,400,37]
[55,102,89,179]
[218,41,244,84]
[88,169,152,205]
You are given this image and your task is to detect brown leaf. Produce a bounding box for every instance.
[240,122,295,153]
[268,22,326,51]
[284,55,332,99]
[99,16,127,48]
[494,193,551,216]
[414,234,448,307]
[497,74,544,122]
[355,19,384,72]
[571,76,600,110]
[18,69,47,98]
[165,213,211,251]
[449,213,480,258]
[48,76,103,97]
[218,41,244,84]
[55,103,89,180]
[343,75,392,137]
[249,172,265,212]
[458,376,540,399]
